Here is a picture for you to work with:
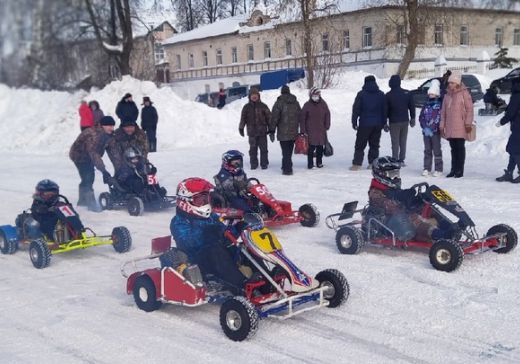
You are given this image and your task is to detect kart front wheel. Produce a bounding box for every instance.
[219,296,259,342]
[112,226,132,253]
[429,239,464,272]
[335,226,364,254]
[98,192,113,210]
[315,269,349,308]
[133,275,162,312]
[29,239,51,269]
[299,203,320,227]
[0,230,18,255]
[127,197,144,216]
[487,224,518,254]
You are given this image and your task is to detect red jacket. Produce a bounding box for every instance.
[79,103,94,128]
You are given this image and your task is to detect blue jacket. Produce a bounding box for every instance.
[500,82,520,155]
[419,98,442,134]
[352,79,386,127]
[385,75,416,124]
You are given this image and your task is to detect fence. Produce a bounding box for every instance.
[406,64,480,79]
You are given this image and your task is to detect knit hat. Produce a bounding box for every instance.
[121,119,137,127]
[249,87,260,97]
[309,87,320,97]
[142,96,152,105]
[123,93,132,99]
[100,116,116,126]
[427,79,441,97]
[448,73,462,85]
[364,75,376,84]
[281,85,290,94]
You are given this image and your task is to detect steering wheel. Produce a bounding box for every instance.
[247,177,260,185]
[409,182,429,195]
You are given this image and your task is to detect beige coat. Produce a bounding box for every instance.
[440,86,474,139]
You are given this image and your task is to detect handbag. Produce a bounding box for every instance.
[466,123,476,142]
[324,138,334,157]
[294,134,308,154]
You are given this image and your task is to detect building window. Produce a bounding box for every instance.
[202,51,208,66]
[434,24,443,45]
[495,27,503,47]
[216,49,223,65]
[322,33,329,52]
[247,44,254,61]
[397,25,405,45]
[460,25,469,46]
[231,47,238,63]
[285,39,292,56]
[513,28,520,46]
[188,53,194,68]
[175,54,181,70]
[343,30,350,49]
[264,41,271,58]
[154,43,164,63]
[362,27,372,48]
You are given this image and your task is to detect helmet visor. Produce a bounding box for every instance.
[191,191,210,207]
[386,169,400,179]
[41,191,57,201]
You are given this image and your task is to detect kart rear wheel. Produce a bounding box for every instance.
[29,239,51,269]
[112,226,132,253]
[0,230,18,254]
[299,203,320,227]
[315,269,349,308]
[335,226,364,255]
[98,192,113,210]
[127,197,144,216]
[429,239,464,272]
[219,296,259,342]
[133,275,162,312]
[487,224,518,254]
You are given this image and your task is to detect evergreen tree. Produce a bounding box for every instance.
[493,47,518,68]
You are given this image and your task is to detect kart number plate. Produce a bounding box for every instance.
[58,205,76,217]
[432,189,453,203]
[147,175,158,185]
[250,228,282,253]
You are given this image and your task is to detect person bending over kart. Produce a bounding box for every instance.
[169,177,250,295]
[367,156,453,242]
[29,180,65,239]
[213,150,252,212]
[483,86,507,113]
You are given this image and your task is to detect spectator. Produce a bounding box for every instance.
[300,87,330,169]
[238,87,272,170]
[271,85,302,175]
[141,96,158,152]
[79,100,94,131]
[440,72,474,178]
[351,75,386,170]
[89,100,104,126]
[115,93,139,125]
[384,74,416,166]
[419,79,443,177]
[217,88,227,109]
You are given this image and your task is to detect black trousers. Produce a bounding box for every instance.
[448,138,466,174]
[74,161,95,192]
[506,154,520,173]
[280,140,295,173]
[308,145,324,168]
[145,129,157,152]
[248,135,268,169]
[353,126,382,166]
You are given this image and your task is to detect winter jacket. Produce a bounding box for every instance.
[300,98,331,146]
[30,198,61,239]
[69,126,114,173]
[89,101,104,126]
[106,127,149,173]
[115,97,139,123]
[385,75,416,124]
[79,103,94,128]
[352,80,386,128]
[440,86,474,139]
[419,98,442,134]
[141,105,158,131]
[239,97,272,137]
[213,168,248,200]
[271,93,301,141]
[500,82,520,155]
[170,209,228,261]
[483,89,505,108]
[217,91,226,109]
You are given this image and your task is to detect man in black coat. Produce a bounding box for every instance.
[140,96,159,152]
[116,93,139,124]
[351,75,387,170]
[384,74,416,166]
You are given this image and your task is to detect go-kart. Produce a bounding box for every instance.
[98,163,175,216]
[477,102,507,116]
[325,183,517,272]
[0,195,132,269]
[211,178,319,228]
[122,213,348,341]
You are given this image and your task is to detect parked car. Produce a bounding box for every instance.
[410,74,483,107]
[194,92,219,107]
[490,67,520,94]
[226,85,249,103]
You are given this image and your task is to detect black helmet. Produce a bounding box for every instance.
[124,146,142,167]
[372,156,401,188]
[35,179,59,205]
[222,150,243,174]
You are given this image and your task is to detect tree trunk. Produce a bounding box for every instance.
[302,0,314,88]
[397,0,418,79]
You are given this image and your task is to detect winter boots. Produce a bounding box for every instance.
[496,170,513,182]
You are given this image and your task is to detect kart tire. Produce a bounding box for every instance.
[335,226,364,255]
[29,239,51,269]
[133,275,162,312]
[0,230,18,255]
[487,224,518,254]
[429,239,464,272]
[299,203,320,227]
[219,296,259,342]
[111,226,132,253]
[98,192,113,210]
[315,269,349,308]
[127,197,144,216]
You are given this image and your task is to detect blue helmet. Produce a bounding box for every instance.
[35,179,59,205]
[222,150,244,174]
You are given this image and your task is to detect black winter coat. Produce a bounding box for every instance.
[141,105,158,131]
[116,98,139,123]
[352,80,386,127]
[500,82,520,155]
[386,79,415,123]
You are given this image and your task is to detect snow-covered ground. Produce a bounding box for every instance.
[1,69,519,363]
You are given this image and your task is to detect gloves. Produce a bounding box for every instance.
[383,124,390,132]
[410,119,416,128]
[495,121,502,127]
[102,171,113,185]
[465,125,473,133]
[352,122,358,131]
[423,127,434,137]
[239,128,244,137]
[268,131,275,142]
[147,164,157,174]
[234,220,248,233]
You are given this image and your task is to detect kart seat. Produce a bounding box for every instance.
[151,236,172,254]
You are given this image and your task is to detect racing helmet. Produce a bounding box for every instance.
[372,156,402,188]
[176,177,214,218]
[124,146,142,167]
[34,179,59,205]
[222,150,244,174]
